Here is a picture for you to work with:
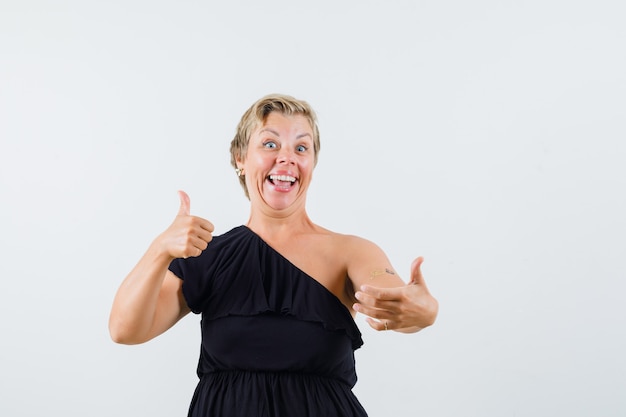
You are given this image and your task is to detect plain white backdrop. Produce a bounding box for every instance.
[1,1,625,416]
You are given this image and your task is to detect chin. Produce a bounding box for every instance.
[260,184,303,209]
[265,197,298,211]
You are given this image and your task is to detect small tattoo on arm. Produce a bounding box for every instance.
[369,268,396,280]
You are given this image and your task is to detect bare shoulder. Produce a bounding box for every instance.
[312,228,389,275]
[321,228,383,257]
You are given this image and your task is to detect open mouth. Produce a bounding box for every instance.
[268,174,297,188]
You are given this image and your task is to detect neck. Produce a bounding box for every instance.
[246,207,315,241]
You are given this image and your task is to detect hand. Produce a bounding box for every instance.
[354,257,438,332]
[157,190,215,259]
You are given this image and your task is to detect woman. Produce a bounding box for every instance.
[109,94,438,417]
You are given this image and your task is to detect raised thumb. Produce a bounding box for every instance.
[177,190,191,216]
[410,256,425,285]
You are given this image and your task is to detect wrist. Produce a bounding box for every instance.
[147,236,177,266]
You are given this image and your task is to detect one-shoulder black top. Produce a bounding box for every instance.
[169,226,367,417]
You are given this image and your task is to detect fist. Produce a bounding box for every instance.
[159,190,215,259]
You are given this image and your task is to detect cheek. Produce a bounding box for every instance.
[300,156,315,172]
[245,157,274,183]
[246,153,269,169]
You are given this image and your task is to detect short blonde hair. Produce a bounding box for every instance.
[230,94,321,198]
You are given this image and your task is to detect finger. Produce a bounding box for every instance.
[195,224,214,243]
[197,218,215,234]
[177,190,191,216]
[409,256,425,285]
[354,290,400,310]
[365,317,391,332]
[359,284,403,301]
[191,246,204,258]
[352,302,394,321]
[182,241,206,259]
[190,235,210,252]
[183,246,203,259]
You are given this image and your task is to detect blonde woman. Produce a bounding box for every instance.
[109,94,438,417]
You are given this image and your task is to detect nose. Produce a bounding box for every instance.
[277,147,295,165]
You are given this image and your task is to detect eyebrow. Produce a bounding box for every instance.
[258,128,312,140]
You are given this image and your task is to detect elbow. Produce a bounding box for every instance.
[108,316,142,345]
[109,328,129,345]
[109,321,130,345]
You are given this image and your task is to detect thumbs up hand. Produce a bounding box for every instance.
[157,190,215,259]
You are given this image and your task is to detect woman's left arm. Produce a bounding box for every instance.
[348,238,438,333]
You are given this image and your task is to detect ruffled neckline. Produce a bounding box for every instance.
[242,225,353,311]
[237,225,363,350]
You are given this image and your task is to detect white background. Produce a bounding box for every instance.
[1,1,625,416]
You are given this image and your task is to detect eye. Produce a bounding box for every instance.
[263,141,277,149]
[296,145,307,152]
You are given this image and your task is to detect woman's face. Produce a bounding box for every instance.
[239,112,315,212]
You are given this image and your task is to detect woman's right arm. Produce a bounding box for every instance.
[108,191,214,345]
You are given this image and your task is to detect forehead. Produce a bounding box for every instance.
[254,112,313,138]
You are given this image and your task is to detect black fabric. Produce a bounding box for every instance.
[169,226,367,417]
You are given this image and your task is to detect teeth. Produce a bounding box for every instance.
[269,175,296,182]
